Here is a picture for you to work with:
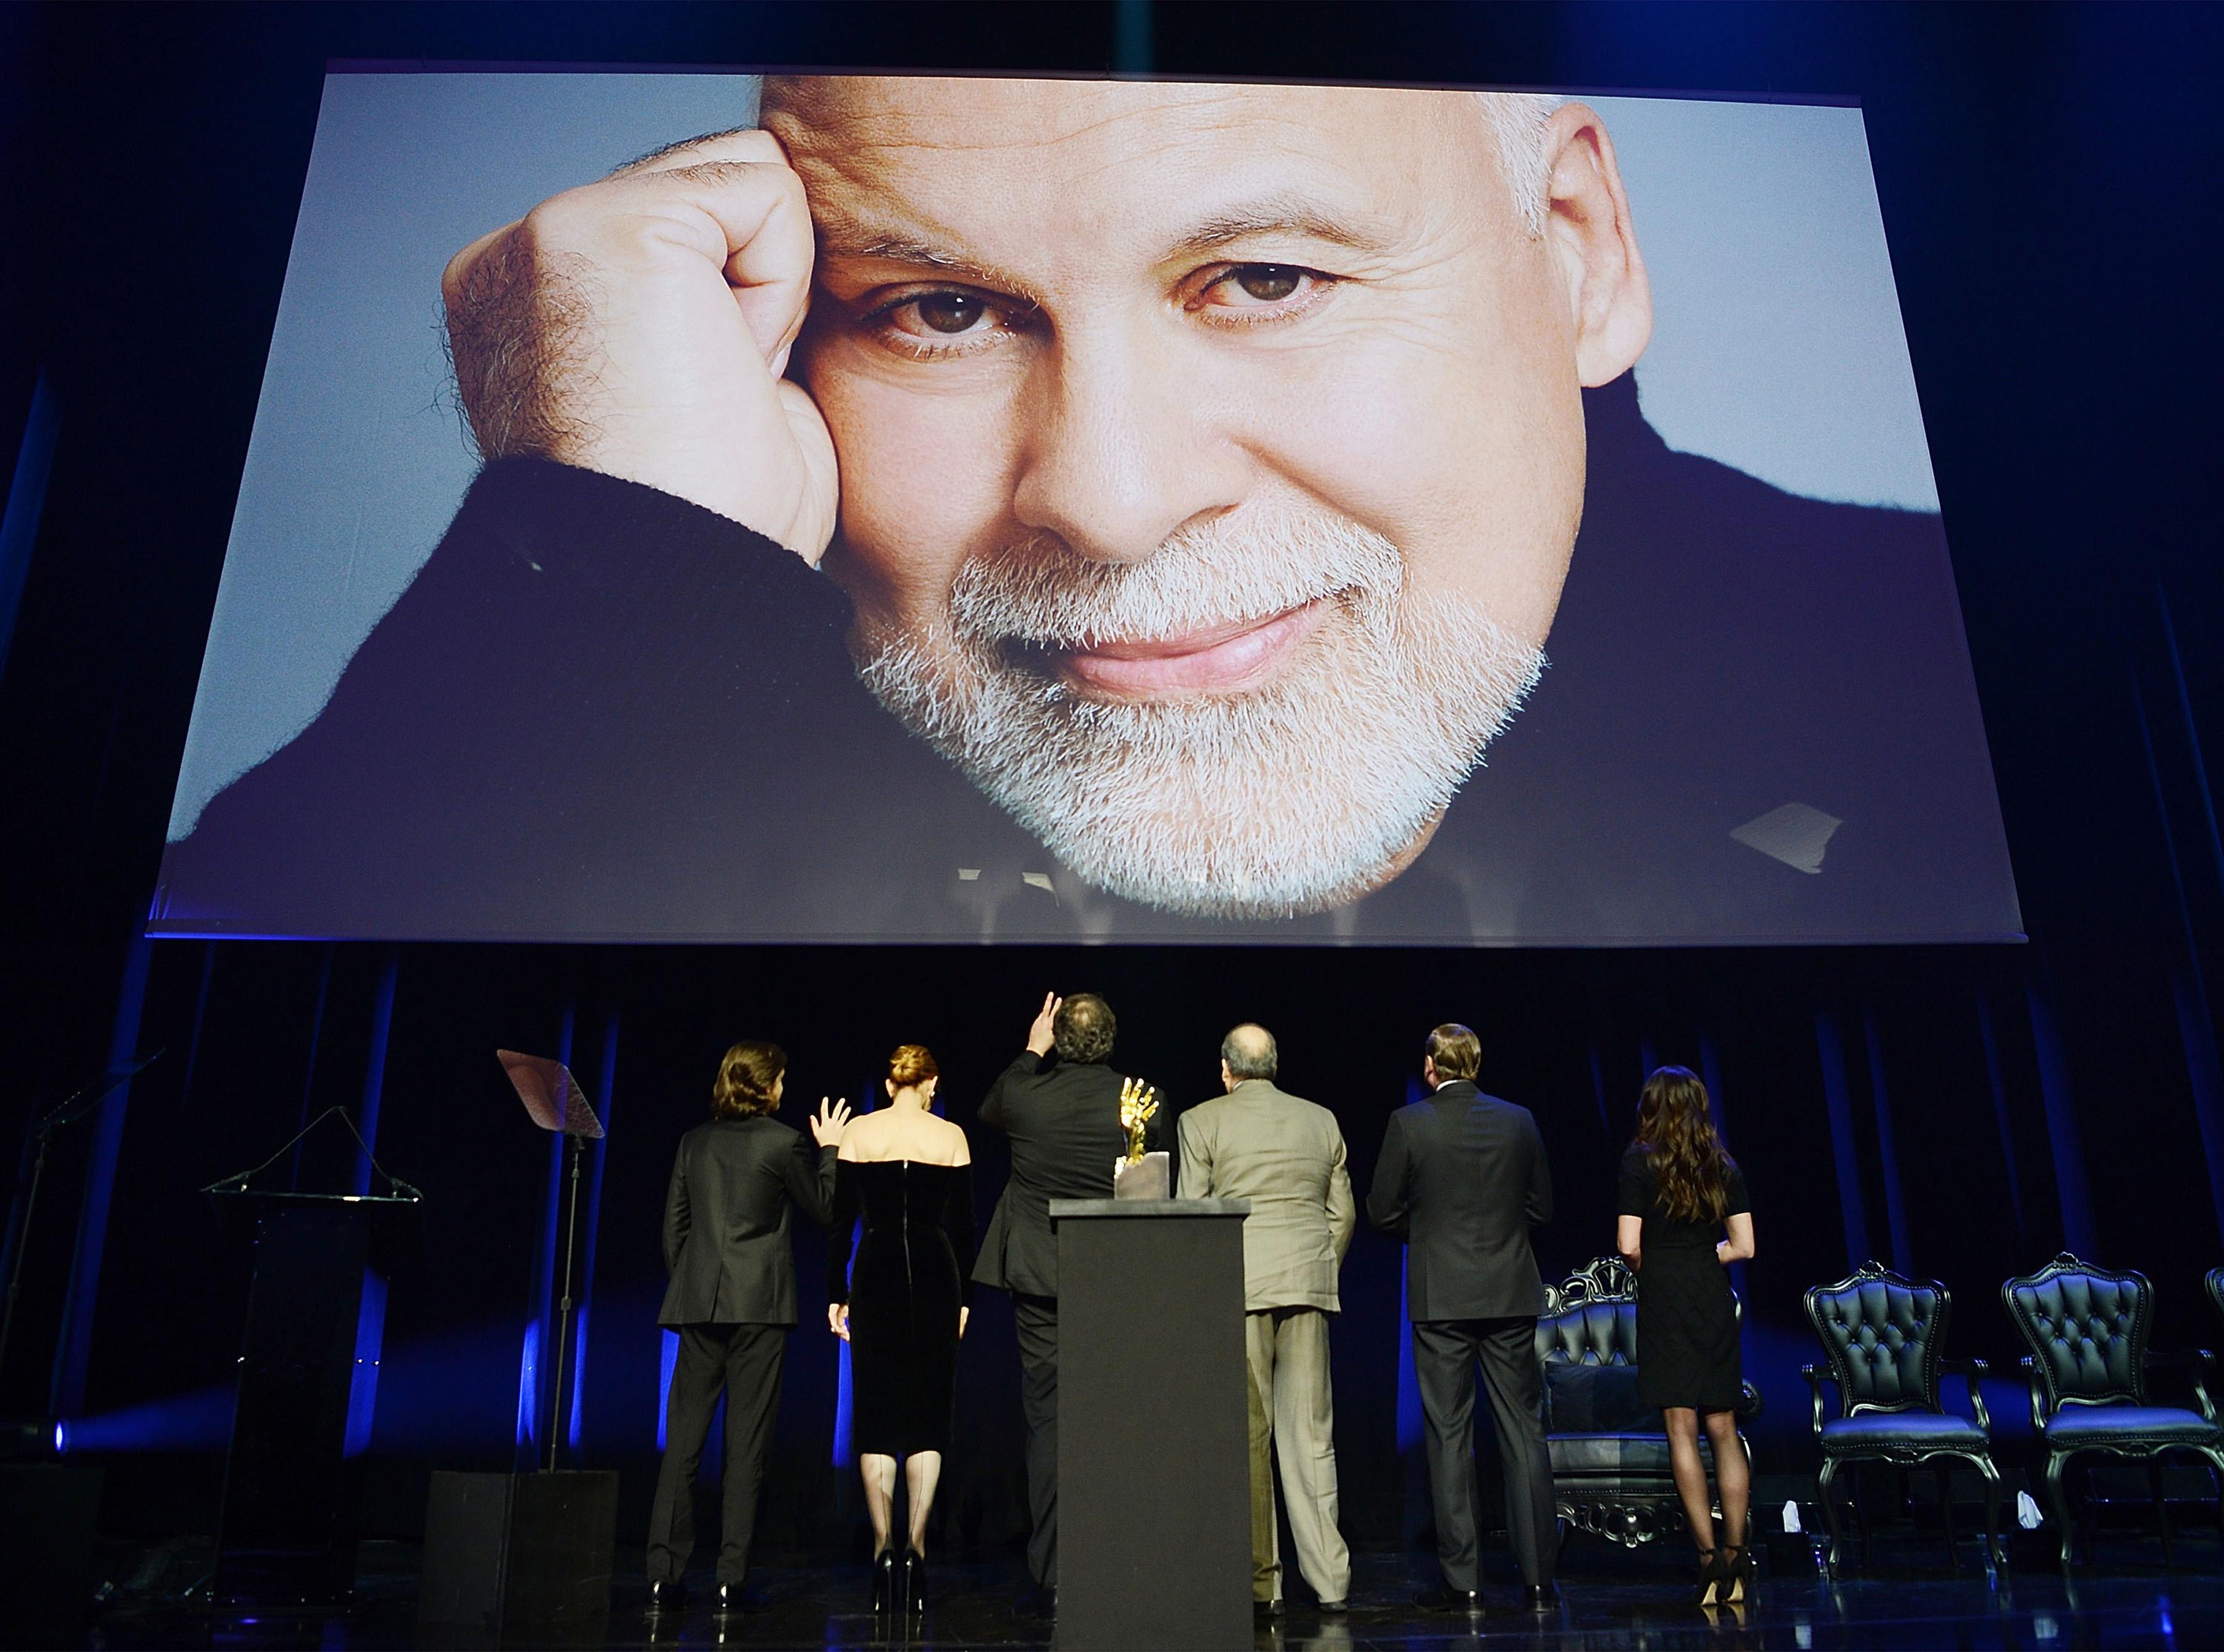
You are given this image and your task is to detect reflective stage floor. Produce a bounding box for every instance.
[44,1527,2224,1652]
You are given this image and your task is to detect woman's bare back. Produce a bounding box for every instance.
[839,1106,969,1166]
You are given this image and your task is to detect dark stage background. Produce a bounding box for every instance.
[5,0,2224,1565]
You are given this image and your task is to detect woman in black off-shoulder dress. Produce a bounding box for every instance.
[828,1044,975,1618]
[1616,1066,1757,1607]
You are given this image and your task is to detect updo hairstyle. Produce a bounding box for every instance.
[887,1043,940,1089]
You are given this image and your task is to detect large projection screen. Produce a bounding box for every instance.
[151,70,2021,946]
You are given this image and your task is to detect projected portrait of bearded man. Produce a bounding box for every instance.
[746,78,1649,918]
[158,70,2016,946]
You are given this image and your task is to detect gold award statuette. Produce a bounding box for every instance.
[1113,1077,1169,1200]
[1118,1077,1159,1163]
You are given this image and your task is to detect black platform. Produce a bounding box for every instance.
[1051,1195,1252,1652]
[44,1531,2223,1651]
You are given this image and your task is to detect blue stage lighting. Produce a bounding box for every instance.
[58,1384,234,1451]
[515,1321,540,1449]
[656,1327,678,1452]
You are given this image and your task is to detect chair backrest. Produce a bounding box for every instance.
[2205,1266,2223,1330]
[1803,1261,1950,1416]
[1535,1256,1649,1433]
[1537,1255,1641,1367]
[2001,1252,2150,1412]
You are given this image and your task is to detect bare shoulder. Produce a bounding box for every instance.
[838,1111,890,1161]
[937,1114,972,1165]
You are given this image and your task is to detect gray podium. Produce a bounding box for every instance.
[1051,1197,1251,1652]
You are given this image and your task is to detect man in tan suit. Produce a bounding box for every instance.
[1177,1024,1357,1617]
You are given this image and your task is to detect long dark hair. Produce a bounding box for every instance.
[1631,1066,1735,1223]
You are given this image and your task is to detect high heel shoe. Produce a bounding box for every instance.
[1715,1544,1754,1606]
[1692,1547,1723,1607]
[901,1546,929,1615]
[870,1548,898,1615]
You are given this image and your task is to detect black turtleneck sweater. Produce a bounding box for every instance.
[154,374,2019,945]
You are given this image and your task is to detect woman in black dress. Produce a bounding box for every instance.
[1615,1066,1757,1605]
[828,1045,975,1617]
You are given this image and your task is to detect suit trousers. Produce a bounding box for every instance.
[1013,1292,1060,1587]
[1411,1317,1557,1590]
[1245,1307,1351,1604]
[647,1323,786,1585]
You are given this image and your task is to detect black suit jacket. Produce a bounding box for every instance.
[155,374,2018,945]
[972,1051,1170,1300]
[657,1115,836,1328]
[1366,1080,1552,1323]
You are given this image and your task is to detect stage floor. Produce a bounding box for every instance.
[55,1531,2224,1650]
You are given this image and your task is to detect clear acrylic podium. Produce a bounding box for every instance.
[207,1188,418,1608]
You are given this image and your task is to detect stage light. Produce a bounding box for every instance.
[51,1419,68,1455]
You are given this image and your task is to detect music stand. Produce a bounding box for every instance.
[498,1051,603,1473]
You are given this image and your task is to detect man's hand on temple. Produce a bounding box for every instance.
[441,127,840,560]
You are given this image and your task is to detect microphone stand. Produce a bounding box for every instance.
[0,1051,162,1397]
[546,1131,586,1473]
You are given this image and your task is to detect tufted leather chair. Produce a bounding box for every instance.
[1801,1262,2002,1574]
[1532,1256,1761,1548]
[2001,1253,2224,1567]
[2207,1267,2223,1334]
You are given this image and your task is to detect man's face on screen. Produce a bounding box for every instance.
[772,78,1611,919]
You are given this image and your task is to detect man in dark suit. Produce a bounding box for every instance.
[972,992,1168,1597]
[649,1042,848,1614]
[1367,1024,1557,1612]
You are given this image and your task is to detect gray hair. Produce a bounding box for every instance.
[763,78,1562,241]
[1221,1023,1279,1081]
[1476,92,1561,238]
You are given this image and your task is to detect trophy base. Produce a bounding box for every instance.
[1112,1151,1171,1200]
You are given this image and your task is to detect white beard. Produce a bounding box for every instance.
[857,505,1544,919]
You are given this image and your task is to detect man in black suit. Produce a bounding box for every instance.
[152,78,2018,948]
[1367,1024,1557,1612]
[649,1042,848,1614]
[973,992,1168,1596]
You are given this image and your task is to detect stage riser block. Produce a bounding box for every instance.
[0,1465,103,1642]
[418,1469,617,1641]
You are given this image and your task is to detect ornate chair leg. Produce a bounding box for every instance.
[1973,1454,2005,1573]
[2205,1448,2224,1549]
[2042,1451,2075,1570]
[1857,1462,1872,1571]
[1817,1457,1845,1576]
[2147,1457,2172,1566]
[2080,1459,2100,1561]
[1935,1461,1958,1570]
[1824,1458,1841,1574]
